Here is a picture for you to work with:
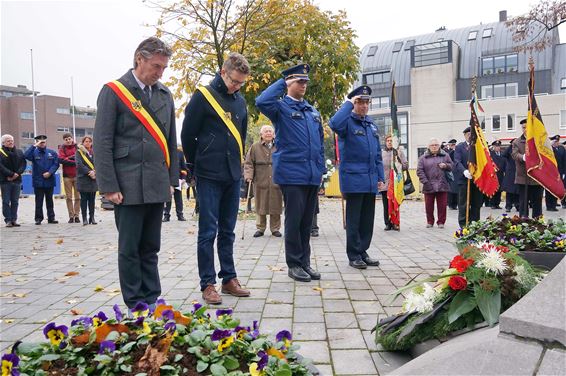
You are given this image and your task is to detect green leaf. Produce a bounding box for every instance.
[210,363,228,376]
[274,369,292,376]
[223,355,240,370]
[447,291,477,324]
[93,354,112,363]
[105,331,120,341]
[120,365,132,372]
[174,354,183,362]
[16,342,41,355]
[160,365,176,371]
[38,354,61,361]
[120,341,136,353]
[475,286,501,326]
[197,360,209,373]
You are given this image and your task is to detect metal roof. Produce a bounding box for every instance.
[359,21,559,88]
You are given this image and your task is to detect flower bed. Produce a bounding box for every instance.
[454,215,565,253]
[1,300,313,376]
[374,242,546,351]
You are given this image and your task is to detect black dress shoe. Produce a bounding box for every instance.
[47,220,58,224]
[162,216,170,222]
[303,266,321,280]
[68,218,74,224]
[288,266,311,282]
[177,215,186,221]
[253,230,264,238]
[505,208,511,212]
[11,222,20,227]
[384,224,392,231]
[491,206,501,210]
[310,229,319,237]
[271,230,282,237]
[547,208,559,212]
[74,217,81,223]
[362,257,380,267]
[35,220,41,225]
[349,259,367,269]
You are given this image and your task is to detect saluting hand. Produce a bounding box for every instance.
[349,95,362,104]
[285,77,301,87]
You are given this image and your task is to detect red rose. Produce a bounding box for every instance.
[448,276,468,291]
[449,255,474,273]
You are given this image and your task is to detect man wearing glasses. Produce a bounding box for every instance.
[256,64,325,282]
[182,52,251,305]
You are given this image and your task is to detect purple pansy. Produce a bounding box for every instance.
[156,297,167,306]
[132,302,149,315]
[1,353,20,376]
[211,329,232,341]
[215,308,233,318]
[276,330,292,342]
[70,316,93,328]
[161,309,174,321]
[113,304,123,322]
[257,350,268,370]
[164,320,177,334]
[192,302,203,312]
[98,340,116,354]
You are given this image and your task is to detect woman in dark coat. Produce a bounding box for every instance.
[416,138,453,228]
[75,136,98,225]
[501,141,519,212]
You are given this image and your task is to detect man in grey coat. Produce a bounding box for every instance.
[94,37,178,310]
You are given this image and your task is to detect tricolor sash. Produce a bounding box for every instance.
[106,80,170,167]
[0,148,7,158]
[197,86,244,162]
[78,149,95,171]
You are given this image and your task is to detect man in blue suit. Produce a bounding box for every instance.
[489,140,506,209]
[453,127,483,227]
[256,63,325,282]
[329,85,385,269]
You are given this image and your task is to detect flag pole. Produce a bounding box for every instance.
[30,49,37,137]
[71,76,76,140]
[465,179,470,226]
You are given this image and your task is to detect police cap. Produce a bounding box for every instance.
[492,140,502,146]
[448,139,457,144]
[282,63,310,81]
[520,119,527,125]
[549,134,560,141]
[463,127,471,134]
[347,85,372,100]
[34,135,47,141]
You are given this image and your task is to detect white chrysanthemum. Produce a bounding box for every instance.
[403,291,434,314]
[422,283,437,301]
[477,249,508,275]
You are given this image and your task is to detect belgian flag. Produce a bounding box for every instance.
[387,82,404,226]
[525,63,566,200]
[468,96,499,196]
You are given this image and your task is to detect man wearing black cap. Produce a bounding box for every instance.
[24,135,60,225]
[329,85,384,269]
[256,63,325,282]
[453,127,483,227]
[545,135,565,211]
[489,140,505,209]
[445,139,458,209]
[511,119,543,218]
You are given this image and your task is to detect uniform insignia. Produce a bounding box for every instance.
[303,68,307,73]
[132,100,142,112]
[225,112,232,120]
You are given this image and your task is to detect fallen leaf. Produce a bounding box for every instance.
[31,252,38,256]
[312,287,323,292]
[66,300,77,304]
[65,271,79,277]
[70,308,83,315]
[15,278,28,282]
[268,265,284,271]
[191,300,199,305]
[56,238,64,244]
[106,292,121,297]
[4,319,14,324]
[0,272,13,277]
[187,230,195,234]
[108,288,120,293]
[137,336,172,375]
[76,264,85,268]
[12,293,27,298]
[72,253,80,257]
[94,285,104,292]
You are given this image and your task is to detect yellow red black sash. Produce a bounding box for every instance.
[197,86,243,162]
[106,80,170,167]
[0,148,7,158]
[78,150,95,171]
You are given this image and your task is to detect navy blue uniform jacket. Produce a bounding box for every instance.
[24,146,59,188]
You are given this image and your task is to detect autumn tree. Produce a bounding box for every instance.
[505,0,566,52]
[150,0,359,122]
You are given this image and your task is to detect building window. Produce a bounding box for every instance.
[468,31,478,40]
[21,131,34,139]
[367,45,378,57]
[412,40,450,67]
[482,28,492,38]
[478,115,486,130]
[405,40,415,51]
[480,83,518,99]
[20,112,34,120]
[561,110,566,129]
[363,71,391,85]
[56,107,70,115]
[507,114,515,131]
[371,112,409,159]
[492,115,501,132]
[371,96,390,109]
[561,78,566,93]
[482,54,518,75]
[57,127,70,133]
[392,42,403,53]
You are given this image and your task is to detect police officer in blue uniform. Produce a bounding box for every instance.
[330,85,385,269]
[489,140,506,209]
[256,63,325,282]
[24,135,60,225]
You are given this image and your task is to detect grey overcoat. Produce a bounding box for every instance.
[93,70,178,205]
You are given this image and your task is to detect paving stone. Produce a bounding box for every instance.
[294,307,324,322]
[325,312,358,329]
[234,299,265,312]
[294,295,322,308]
[323,299,353,313]
[537,348,566,376]
[331,349,377,375]
[348,289,377,301]
[352,301,383,315]
[259,318,292,337]
[328,328,367,349]
[295,341,331,364]
[263,303,293,318]
[293,322,327,341]
[371,351,413,375]
[321,288,348,300]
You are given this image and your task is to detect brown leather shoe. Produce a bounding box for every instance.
[221,278,250,297]
[202,285,222,305]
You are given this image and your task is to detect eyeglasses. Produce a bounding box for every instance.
[226,74,246,87]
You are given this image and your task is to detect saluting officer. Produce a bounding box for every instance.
[329,85,385,269]
[256,63,325,282]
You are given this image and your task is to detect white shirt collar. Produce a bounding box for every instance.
[132,70,151,94]
[286,94,303,102]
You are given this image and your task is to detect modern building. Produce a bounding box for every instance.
[0,84,96,150]
[357,10,566,166]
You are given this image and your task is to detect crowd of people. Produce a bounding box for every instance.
[1,36,565,312]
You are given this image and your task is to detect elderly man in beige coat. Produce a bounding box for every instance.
[244,125,283,237]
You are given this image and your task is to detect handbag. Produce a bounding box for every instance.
[403,171,415,195]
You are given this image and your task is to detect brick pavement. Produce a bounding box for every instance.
[0,195,563,375]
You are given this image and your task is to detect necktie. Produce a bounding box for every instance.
[143,85,151,104]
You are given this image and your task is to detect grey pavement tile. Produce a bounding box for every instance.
[323,299,353,313]
[320,280,346,289]
[352,301,383,315]
[260,318,292,337]
[356,314,378,331]
[313,364,334,376]
[294,307,324,323]
[343,280,372,290]
[371,351,413,375]
[325,312,358,329]
[348,289,377,301]
[294,295,323,308]
[295,340,331,364]
[246,279,272,288]
[328,328,367,349]
[234,299,265,313]
[362,330,378,351]
[263,303,293,318]
[331,349,377,375]
[266,291,294,304]
[293,322,327,341]
[321,288,349,300]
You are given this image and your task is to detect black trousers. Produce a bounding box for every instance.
[457,182,483,228]
[345,193,376,261]
[34,187,55,221]
[518,184,543,218]
[447,192,458,209]
[505,192,519,210]
[114,203,163,308]
[280,185,318,268]
[380,191,391,226]
[490,189,502,207]
[544,189,558,209]
[164,189,183,217]
[80,192,96,220]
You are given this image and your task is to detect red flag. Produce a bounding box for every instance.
[387,168,401,226]
[525,63,566,200]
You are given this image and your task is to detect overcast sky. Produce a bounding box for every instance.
[1,0,560,109]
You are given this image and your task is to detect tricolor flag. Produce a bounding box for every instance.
[468,95,499,196]
[387,81,404,225]
[525,63,566,200]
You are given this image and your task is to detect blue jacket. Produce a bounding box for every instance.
[24,146,59,188]
[453,141,471,186]
[329,101,384,194]
[255,79,324,186]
